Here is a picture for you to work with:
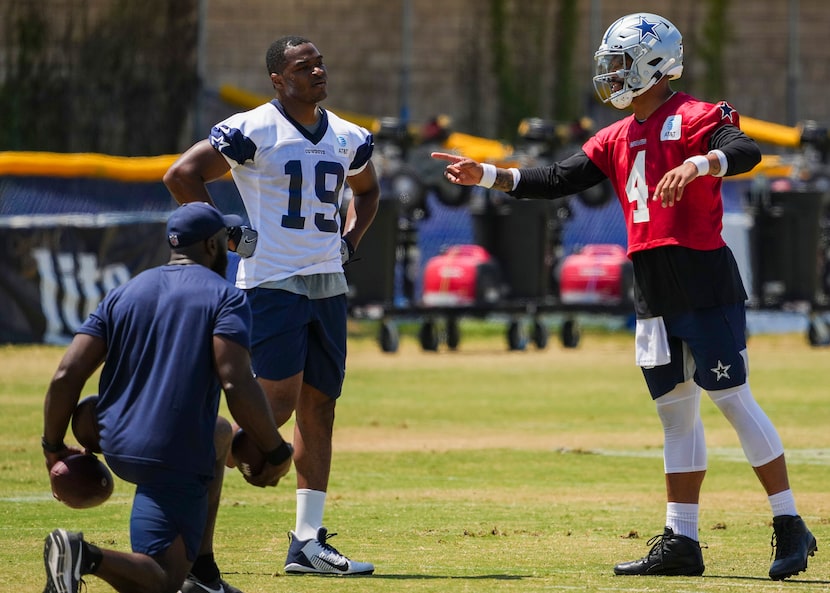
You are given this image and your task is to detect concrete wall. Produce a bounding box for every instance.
[1,1,826,144]
[201,0,830,140]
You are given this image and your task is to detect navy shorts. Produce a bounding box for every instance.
[246,288,347,399]
[128,477,208,560]
[642,302,748,399]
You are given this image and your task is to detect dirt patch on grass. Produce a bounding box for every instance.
[332,425,661,453]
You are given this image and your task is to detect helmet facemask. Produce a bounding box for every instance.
[593,51,636,109]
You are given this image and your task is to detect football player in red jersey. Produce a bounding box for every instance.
[433,12,816,582]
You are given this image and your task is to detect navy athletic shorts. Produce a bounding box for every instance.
[642,302,748,399]
[129,478,208,560]
[246,287,347,399]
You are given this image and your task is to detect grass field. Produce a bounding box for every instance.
[1,322,828,592]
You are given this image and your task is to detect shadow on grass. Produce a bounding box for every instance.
[704,574,830,586]
[236,571,524,580]
[362,574,523,580]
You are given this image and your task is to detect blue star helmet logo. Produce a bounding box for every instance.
[719,102,736,122]
[634,16,661,43]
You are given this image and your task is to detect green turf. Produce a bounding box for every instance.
[1,325,828,592]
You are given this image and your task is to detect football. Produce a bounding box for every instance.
[231,429,266,478]
[49,453,114,509]
[71,394,101,453]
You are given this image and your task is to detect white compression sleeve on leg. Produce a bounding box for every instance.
[708,384,784,467]
[656,380,708,473]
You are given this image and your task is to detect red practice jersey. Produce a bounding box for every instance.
[582,92,740,256]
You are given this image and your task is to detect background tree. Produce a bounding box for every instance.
[0,0,198,155]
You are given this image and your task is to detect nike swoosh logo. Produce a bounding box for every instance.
[187,581,224,593]
[319,556,349,571]
[72,540,83,581]
[242,236,256,243]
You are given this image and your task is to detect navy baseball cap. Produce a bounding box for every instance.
[167,202,241,247]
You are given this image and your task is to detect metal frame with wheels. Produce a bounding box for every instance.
[351,300,627,353]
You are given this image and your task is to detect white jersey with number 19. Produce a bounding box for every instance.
[210,100,374,289]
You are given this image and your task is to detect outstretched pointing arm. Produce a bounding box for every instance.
[431,152,516,192]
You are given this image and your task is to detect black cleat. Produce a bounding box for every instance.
[769,515,817,580]
[614,527,705,576]
[180,573,244,593]
[43,529,85,593]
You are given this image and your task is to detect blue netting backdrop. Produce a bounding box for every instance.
[0,176,248,221]
[0,174,754,303]
[0,173,811,335]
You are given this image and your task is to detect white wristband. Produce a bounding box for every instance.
[478,163,497,188]
[508,167,520,191]
[683,155,709,177]
[708,149,728,177]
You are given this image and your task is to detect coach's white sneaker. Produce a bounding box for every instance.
[284,527,374,575]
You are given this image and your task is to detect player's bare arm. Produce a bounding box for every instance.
[491,168,516,192]
[42,333,106,466]
[343,161,380,249]
[214,335,291,487]
[164,140,231,205]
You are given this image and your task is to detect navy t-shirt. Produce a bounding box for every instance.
[78,263,251,480]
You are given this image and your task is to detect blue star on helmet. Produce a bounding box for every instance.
[719,102,736,122]
[634,16,661,43]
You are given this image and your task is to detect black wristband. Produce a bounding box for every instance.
[41,436,66,453]
[265,441,293,466]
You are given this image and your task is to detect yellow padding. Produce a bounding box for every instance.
[443,132,515,166]
[731,154,794,180]
[0,89,804,182]
[0,151,178,181]
[741,117,801,148]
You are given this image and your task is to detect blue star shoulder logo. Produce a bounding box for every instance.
[635,16,661,43]
[710,360,732,381]
[719,102,736,122]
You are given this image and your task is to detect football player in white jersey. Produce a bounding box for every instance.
[164,36,380,582]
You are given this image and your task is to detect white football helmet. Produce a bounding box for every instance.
[593,13,684,109]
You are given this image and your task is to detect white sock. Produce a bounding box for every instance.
[666,502,699,541]
[768,489,798,517]
[295,489,326,540]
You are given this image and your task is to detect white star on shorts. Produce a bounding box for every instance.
[710,360,731,380]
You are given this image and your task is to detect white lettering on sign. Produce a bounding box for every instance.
[32,248,130,344]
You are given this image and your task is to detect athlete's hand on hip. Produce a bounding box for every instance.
[340,237,355,266]
[228,226,258,258]
[431,152,482,186]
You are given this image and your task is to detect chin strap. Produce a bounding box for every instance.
[612,56,679,109]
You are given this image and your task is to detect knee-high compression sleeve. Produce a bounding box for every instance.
[655,380,707,473]
[708,383,784,467]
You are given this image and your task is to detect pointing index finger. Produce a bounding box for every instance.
[430,152,464,163]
